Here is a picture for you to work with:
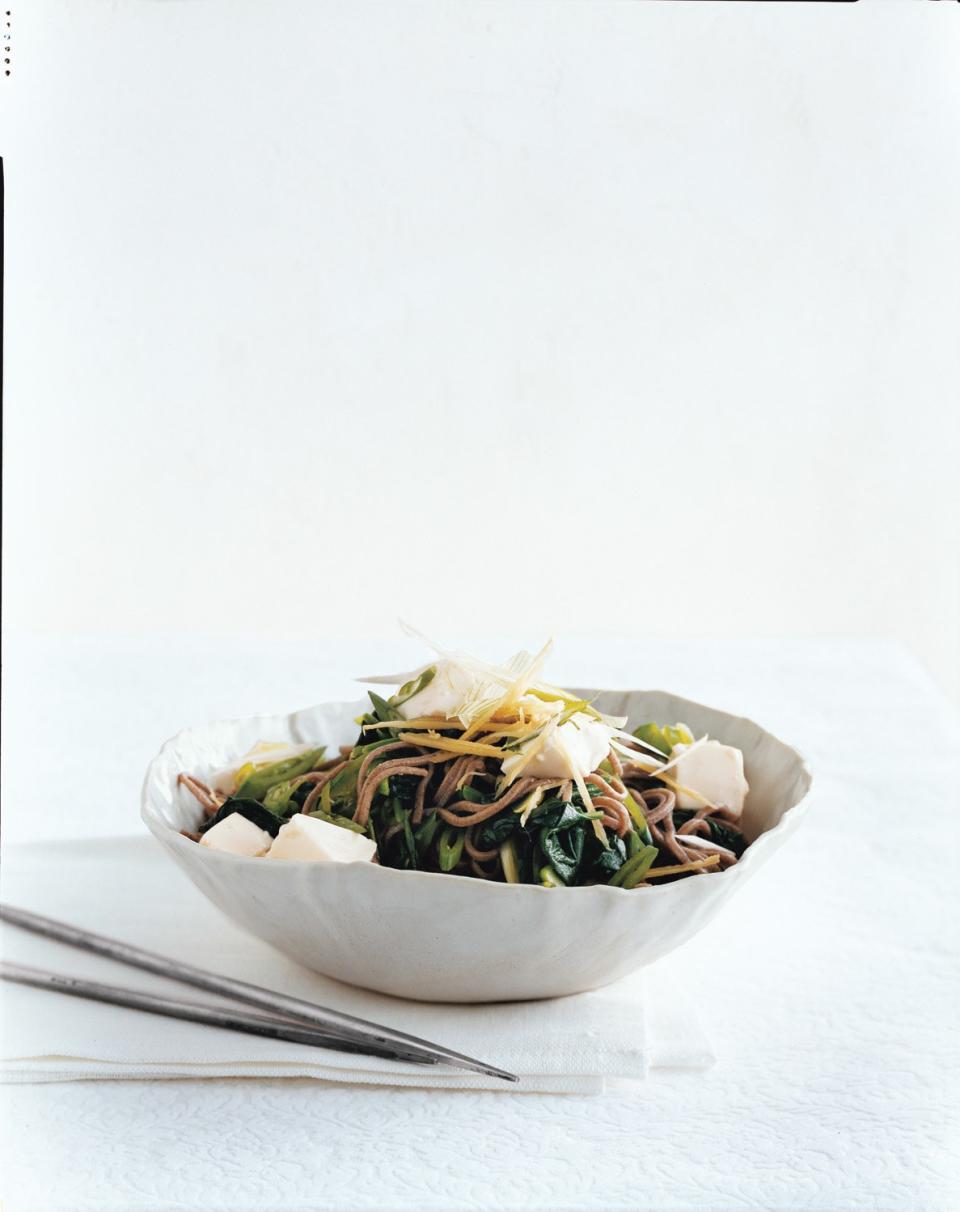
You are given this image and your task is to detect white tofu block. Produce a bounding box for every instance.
[671,740,749,817]
[199,813,273,857]
[266,814,377,864]
[501,713,611,781]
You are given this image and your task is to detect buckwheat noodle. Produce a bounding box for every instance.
[180,737,746,886]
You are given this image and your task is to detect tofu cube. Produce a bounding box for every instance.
[199,813,273,857]
[266,814,377,864]
[671,740,749,817]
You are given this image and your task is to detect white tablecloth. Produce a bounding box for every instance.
[1,634,959,1210]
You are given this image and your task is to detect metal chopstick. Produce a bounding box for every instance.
[0,961,437,1065]
[0,904,519,1083]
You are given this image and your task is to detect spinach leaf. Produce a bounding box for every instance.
[530,802,593,835]
[387,772,421,812]
[476,810,520,850]
[539,822,585,885]
[591,832,627,880]
[711,820,745,855]
[527,798,575,832]
[554,805,593,832]
[673,809,746,856]
[516,834,537,884]
[291,780,316,808]
[199,798,282,838]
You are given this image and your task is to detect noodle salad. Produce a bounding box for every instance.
[179,639,750,888]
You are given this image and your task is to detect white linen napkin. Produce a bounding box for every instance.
[0,838,713,1093]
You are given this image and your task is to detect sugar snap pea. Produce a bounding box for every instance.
[235,748,327,801]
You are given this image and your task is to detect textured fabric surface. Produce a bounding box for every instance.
[1,636,958,1210]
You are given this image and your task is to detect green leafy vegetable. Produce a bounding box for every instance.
[500,838,520,884]
[631,722,693,758]
[608,845,658,888]
[326,755,364,805]
[591,833,627,880]
[199,798,282,838]
[528,798,576,831]
[291,780,318,809]
[263,778,305,817]
[235,748,327,801]
[631,723,668,756]
[438,827,464,872]
[664,724,693,749]
[220,688,744,889]
[539,822,585,885]
[305,810,367,834]
[539,864,564,887]
[624,792,653,845]
[415,813,441,850]
[673,809,746,856]
[396,797,419,869]
[367,693,396,723]
[390,666,436,710]
[475,810,520,850]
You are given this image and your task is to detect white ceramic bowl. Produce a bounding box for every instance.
[141,689,811,1002]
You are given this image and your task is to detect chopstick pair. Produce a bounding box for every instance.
[0,904,518,1083]
[0,961,436,1064]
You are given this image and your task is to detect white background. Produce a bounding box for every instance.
[2,13,960,1207]
[2,1,959,704]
